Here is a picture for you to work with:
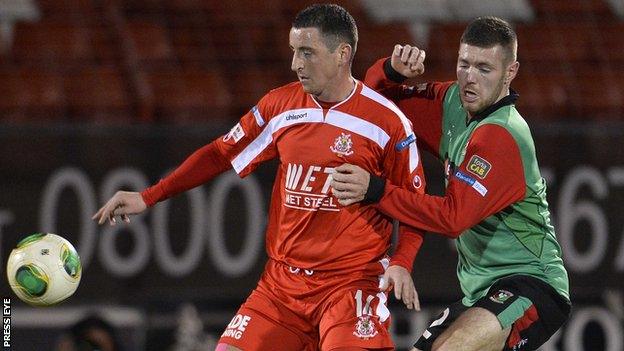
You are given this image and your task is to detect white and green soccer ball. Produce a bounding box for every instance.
[6,233,82,306]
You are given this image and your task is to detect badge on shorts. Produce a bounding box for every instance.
[353,316,378,339]
[466,155,491,179]
[489,289,514,304]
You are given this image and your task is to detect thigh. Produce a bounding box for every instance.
[474,275,571,351]
[432,306,510,351]
[218,288,317,351]
[319,279,394,351]
[413,301,467,351]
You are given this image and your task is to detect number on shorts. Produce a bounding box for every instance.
[355,289,375,317]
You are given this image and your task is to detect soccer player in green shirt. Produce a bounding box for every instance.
[331,17,571,351]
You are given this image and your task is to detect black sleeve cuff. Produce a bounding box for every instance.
[383,58,408,83]
[364,175,386,203]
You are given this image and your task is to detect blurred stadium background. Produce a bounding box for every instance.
[0,0,623,350]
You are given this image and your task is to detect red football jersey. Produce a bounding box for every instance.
[213,80,426,272]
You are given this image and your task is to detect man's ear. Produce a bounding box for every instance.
[338,43,352,65]
[506,61,519,84]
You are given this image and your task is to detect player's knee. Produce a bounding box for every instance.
[215,343,243,351]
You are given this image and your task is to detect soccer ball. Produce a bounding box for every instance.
[6,233,82,306]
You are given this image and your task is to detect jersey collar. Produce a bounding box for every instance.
[310,79,361,110]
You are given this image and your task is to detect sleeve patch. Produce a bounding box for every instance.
[395,133,416,151]
[251,106,265,127]
[466,154,492,179]
[454,170,488,196]
[223,123,245,143]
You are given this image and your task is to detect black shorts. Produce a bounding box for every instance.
[414,275,571,351]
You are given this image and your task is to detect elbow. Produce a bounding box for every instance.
[436,195,476,238]
[439,212,472,238]
[432,219,464,239]
[443,225,465,238]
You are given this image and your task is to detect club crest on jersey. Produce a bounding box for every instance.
[353,316,378,339]
[489,289,514,304]
[412,175,422,189]
[330,133,354,156]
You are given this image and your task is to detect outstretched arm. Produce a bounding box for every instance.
[332,124,526,237]
[93,93,278,225]
[92,139,232,225]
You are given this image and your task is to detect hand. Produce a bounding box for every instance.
[92,191,147,225]
[331,163,370,206]
[391,44,426,78]
[380,265,421,310]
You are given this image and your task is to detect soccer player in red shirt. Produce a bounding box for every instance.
[93,4,426,350]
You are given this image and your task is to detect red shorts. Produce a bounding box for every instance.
[217,259,394,351]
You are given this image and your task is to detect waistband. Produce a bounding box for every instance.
[268,257,390,278]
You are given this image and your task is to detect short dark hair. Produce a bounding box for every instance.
[292,4,358,59]
[461,16,517,63]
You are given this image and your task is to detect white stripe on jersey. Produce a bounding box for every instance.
[325,110,391,149]
[231,108,323,173]
[251,106,265,127]
[360,85,420,172]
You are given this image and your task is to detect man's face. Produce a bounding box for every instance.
[456,43,513,116]
[289,27,341,98]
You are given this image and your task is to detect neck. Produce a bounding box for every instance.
[467,87,514,122]
[315,73,355,103]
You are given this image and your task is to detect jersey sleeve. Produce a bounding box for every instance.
[216,94,278,177]
[380,109,427,272]
[365,57,453,159]
[376,124,526,237]
[141,94,277,206]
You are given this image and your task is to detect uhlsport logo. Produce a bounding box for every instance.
[286,112,307,121]
[221,314,251,340]
[489,289,514,304]
[330,133,354,156]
